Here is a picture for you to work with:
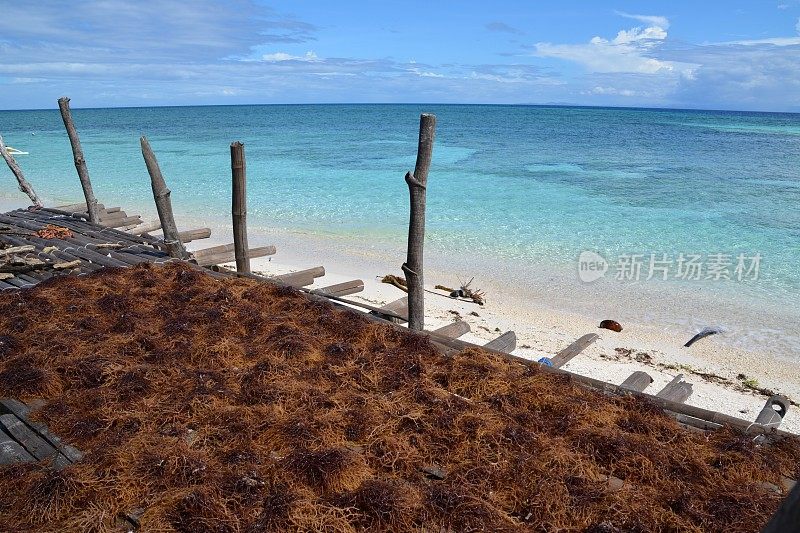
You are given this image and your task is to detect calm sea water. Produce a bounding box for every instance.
[1,104,799,348]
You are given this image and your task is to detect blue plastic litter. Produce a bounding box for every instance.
[537,357,553,367]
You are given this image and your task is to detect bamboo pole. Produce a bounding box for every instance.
[139,136,188,259]
[230,141,250,273]
[402,113,436,331]
[0,135,42,207]
[57,97,100,224]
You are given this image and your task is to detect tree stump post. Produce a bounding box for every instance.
[139,136,188,259]
[402,113,436,331]
[0,135,42,207]
[230,141,250,273]
[57,97,100,223]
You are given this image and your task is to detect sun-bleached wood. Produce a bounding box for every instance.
[0,135,41,207]
[58,97,100,223]
[403,113,436,331]
[140,136,188,259]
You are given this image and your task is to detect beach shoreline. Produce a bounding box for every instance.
[174,210,800,433]
[2,194,799,433]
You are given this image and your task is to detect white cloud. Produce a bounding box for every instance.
[260,51,318,62]
[534,22,686,74]
[615,12,670,30]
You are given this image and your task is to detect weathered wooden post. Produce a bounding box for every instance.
[230,141,250,273]
[0,135,42,207]
[139,136,188,259]
[402,113,436,331]
[57,97,100,223]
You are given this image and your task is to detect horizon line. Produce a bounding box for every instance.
[1,101,799,116]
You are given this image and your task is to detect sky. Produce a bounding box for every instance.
[1,1,799,111]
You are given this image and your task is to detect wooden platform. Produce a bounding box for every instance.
[0,207,173,290]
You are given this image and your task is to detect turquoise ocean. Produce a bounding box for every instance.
[1,104,798,354]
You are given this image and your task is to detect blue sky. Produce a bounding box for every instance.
[1,1,799,111]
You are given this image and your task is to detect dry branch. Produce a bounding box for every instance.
[0,135,41,207]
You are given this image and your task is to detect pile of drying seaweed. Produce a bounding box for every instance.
[0,263,797,532]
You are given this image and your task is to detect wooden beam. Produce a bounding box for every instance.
[273,266,325,288]
[311,279,364,297]
[620,371,653,392]
[57,97,100,224]
[230,141,250,273]
[657,374,693,404]
[370,296,409,323]
[550,333,600,368]
[177,228,211,243]
[126,220,161,235]
[139,136,188,259]
[0,134,42,207]
[431,320,471,339]
[484,331,516,353]
[402,113,436,331]
[193,242,235,258]
[194,245,276,267]
[101,216,142,229]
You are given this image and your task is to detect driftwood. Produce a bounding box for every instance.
[0,135,42,207]
[57,97,100,224]
[382,274,408,292]
[140,136,188,259]
[402,113,436,331]
[231,141,250,273]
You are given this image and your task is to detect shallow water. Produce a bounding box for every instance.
[1,104,798,354]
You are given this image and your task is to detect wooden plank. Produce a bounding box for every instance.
[620,371,653,392]
[431,320,471,339]
[0,432,35,464]
[193,243,235,258]
[657,374,693,404]
[0,399,83,464]
[370,296,408,323]
[274,271,314,288]
[194,245,276,267]
[101,216,142,229]
[0,413,59,461]
[484,331,516,353]
[311,279,364,297]
[127,220,161,235]
[550,333,599,368]
[177,228,211,243]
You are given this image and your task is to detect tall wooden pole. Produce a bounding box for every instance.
[402,113,436,331]
[57,97,100,223]
[0,135,42,207]
[230,141,250,273]
[139,136,188,259]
